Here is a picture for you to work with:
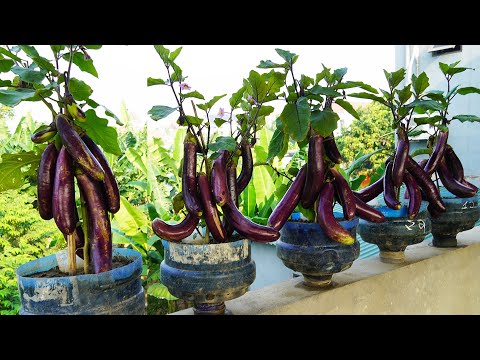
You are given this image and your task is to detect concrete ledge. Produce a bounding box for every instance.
[173,226,480,315]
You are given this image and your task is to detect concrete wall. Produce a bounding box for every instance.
[174,226,480,315]
[395,45,480,179]
[250,242,293,290]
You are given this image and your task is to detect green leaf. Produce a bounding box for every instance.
[86,99,124,126]
[229,86,246,108]
[125,148,147,175]
[181,90,204,100]
[0,80,11,87]
[10,66,45,84]
[207,94,227,109]
[348,92,388,105]
[257,60,285,69]
[452,115,480,123]
[385,68,405,89]
[50,45,65,53]
[267,127,285,162]
[434,123,449,132]
[258,194,275,219]
[310,109,340,137]
[68,78,92,100]
[334,81,378,93]
[424,91,446,103]
[169,47,182,62]
[335,99,360,120]
[84,45,102,50]
[265,70,286,96]
[345,148,383,177]
[0,47,22,62]
[0,151,40,192]
[407,99,445,112]
[80,109,121,155]
[214,117,227,127]
[18,45,39,58]
[0,89,36,107]
[397,84,413,105]
[413,115,443,126]
[439,62,450,76]
[172,192,184,214]
[309,85,342,97]
[63,52,98,78]
[240,181,257,218]
[408,129,428,137]
[350,175,366,191]
[446,84,459,99]
[315,67,330,84]
[333,67,348,82]
[147,283,177,301]
[148,105,177,120]
[457,87,480,95]
[275,48,297,64]
[0,59,14,73]
[113,196,150,236]
[147,77,166,86]
[185,115,203,126]
[279,97,310,142]
[410,148,432,157]
[208,136,237,152]
[246,70,267,102]
[411,72,429,96]
[153,45,170,62]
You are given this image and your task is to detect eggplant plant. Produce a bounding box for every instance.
[0,45,123,275]
[148,45,285,244]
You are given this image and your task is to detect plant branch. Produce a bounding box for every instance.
[254,162,293,182]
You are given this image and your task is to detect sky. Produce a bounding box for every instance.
[11,45,396,135]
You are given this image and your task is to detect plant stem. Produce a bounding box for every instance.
[67,234,76,276]
[290,64,299,98]
[39,95,57,119]
[80,192,90,274]
[254,162,293,182]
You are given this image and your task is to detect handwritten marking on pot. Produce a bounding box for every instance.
[462,201,477,210]
[405,219,426,233]
[21,280,72,306]
[167,240,249,265]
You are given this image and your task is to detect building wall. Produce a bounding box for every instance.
[395,45,480,179]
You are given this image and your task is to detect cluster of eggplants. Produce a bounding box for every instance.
[35,114,120,274]
[268,132,387,246]
[152,136,280,243]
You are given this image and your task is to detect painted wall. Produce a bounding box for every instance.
[395,45,480,179]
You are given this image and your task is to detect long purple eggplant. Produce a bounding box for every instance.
[37,143,58,220]
[424,130,449,176]
[268,165,307,231]
[330,167,356,220]
[317,182,355,245]
[75,168,112,274]
[354,176,384,203]
[152,213,199,242]
[437,157,477,198]
[392,128,409,187]
[403,170,421,219]
[324,133,343,164]
[211,150,230,207]
[52,147,76,235]
[182,138,203,218]
[405,156,446,212]
[405,158,428,200]
[301,134,325,209]
[444,145,478,192]
[236,141,253,195]
[81,134,120,214]
[55,114,105,181]
[223,197,280,243]
[197,173,227,243]
[354,197,386,223]
[383,161,401,210]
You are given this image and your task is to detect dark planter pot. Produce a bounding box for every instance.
[276,214,360,288]
[160,238,255,315]
[357,203,431,264]
[431,188,480,248]
[16,248,145,315]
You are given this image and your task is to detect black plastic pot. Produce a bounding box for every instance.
[160,238,255,315]
[276,213,360,288]
[357,203,431,264]
[16,248,145,315]
[430,188,480,248]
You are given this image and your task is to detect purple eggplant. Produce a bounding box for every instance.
[383,161,401,210]
[198,173,227,243]
[437,157,477,198]
[236,141,253,195]
[37,143,58,220]
[152,213,199,242]
[182,139,203,218]
[403,170,421,219]
[354,197,386,223]
[424,130,449,176]
[301,134,325,209]
[330,167,356,220]
[211,150,230,207]
[52,147,76,235]
[324,133,343,164]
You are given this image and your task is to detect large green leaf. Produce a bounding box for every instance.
[267,127,285,162]
[125,147,147,175]
[413,115,443,126]
[148,105,177,120]
[279,97,310,142]
[147,283,177,301]
[349,92,387,105]
[153,45,170,62]
[384,68,405,89]
[229,86,246,108]
[457,87,480,95]
[169,47,183,62]
[10,66,46,84]
[147,77,166,86]
[246,70,267,103]
[18,45,39,58]
[181,91,204,100]
[397,84,413,105]
[80,109,121,155]
[309,85,342,97]
[0,59,14,73]
[275,48,298,64]
[0,47,22,62]
[411,72,429,96]
[0,151,40,192]
[240,181,257,218]
[335,99,360,120]
[68,78,92,100]
[208,136,237,153]
[334,81,378,93]
[63,52,98,78]
[310,109,340,137]
[0,89,36,107]
[452,115,480,123]
[257,60,286,69]
[407,99,445,112]
[113,196,151,237]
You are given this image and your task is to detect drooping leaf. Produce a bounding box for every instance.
[0,47,22,62]
[279,97,310,142]
[148,105,177,120]
[335,99,360,120]
[0,89,36,107]
[181,90,204,100]
[80,109,121,155]
[267,127,285,162]
[413,115,443,126]
[0,151,40,192]
[345,148,384,177]
[348,92,387,105]
[334,81,378,93]
[457,87,480,95]
[309,85,342,97]
[0,59,14,73]
[310,109,340,137]
[407,99,445,112]
[257,60,286,69]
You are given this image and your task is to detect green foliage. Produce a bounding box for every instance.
[336,101,394,179]
[0,189,64,315]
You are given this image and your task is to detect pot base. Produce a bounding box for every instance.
[303,274,332,288]
[432,235,457,248]
[193,302,228,315]
[379,250,405,264]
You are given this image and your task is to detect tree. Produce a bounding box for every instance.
[336,101,394,177]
